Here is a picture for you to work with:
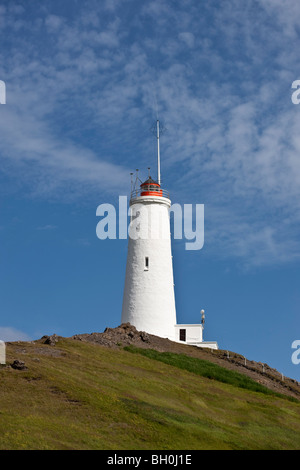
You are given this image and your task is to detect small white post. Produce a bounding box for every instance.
[0,340,6,365]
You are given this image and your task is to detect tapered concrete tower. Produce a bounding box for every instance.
[121,120,177,340]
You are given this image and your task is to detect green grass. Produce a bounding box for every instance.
[124,346,297,401]
[0,339,299,450]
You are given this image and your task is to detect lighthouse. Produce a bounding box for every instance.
[121,121,218,349]
[121,121,176,340]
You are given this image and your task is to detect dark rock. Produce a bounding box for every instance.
[11,360,27,370]
[43,334,59,346]
[140,332,150,342]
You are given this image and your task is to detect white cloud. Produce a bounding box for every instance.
[178,32,195,48]
[261,0,300,38]
[45,14,64,31]
[36,225,57,230]
[0,105,129,199]
[0,327,31,342]
[1,0,300,266]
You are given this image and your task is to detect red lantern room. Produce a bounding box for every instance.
[140,176,163,196]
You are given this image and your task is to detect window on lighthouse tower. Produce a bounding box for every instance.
[145,257,149,270]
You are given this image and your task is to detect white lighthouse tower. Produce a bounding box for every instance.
[121,121,218,349]
[121,121,176,340]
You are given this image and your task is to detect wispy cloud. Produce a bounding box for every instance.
[0,0,299,267]
[0,327,31,342]
[36,224,57,231]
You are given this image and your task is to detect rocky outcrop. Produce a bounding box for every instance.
[72,323,151,348]
[11,360,27,370]
[42,334,59,346]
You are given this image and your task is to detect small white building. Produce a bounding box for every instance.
[121,120,218,350]
[174,324,218,349]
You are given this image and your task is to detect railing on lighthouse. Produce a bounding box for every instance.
[131,180,170,200]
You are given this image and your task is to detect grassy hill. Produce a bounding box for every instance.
[0,336,300,450]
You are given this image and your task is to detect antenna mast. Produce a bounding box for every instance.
[157,119,161,185]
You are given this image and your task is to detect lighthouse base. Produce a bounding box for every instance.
[174,324,218,350]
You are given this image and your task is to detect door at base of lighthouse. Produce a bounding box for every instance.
[179,329,186,342]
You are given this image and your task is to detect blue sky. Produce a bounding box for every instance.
[0,0,300,381]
